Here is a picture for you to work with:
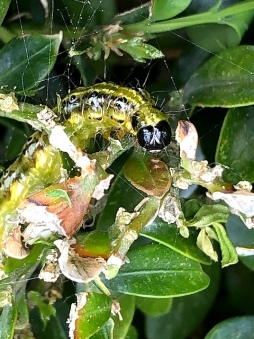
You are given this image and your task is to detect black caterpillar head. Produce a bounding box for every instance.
[137,120,172,153]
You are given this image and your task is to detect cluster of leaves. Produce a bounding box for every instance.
[1,0,254,339]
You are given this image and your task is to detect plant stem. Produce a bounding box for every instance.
[123,0,254,34]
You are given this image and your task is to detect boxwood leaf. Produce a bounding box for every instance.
[150,0,191,21]
[113,295,135,339]
[141,218,211,264]
[205,316,254,339]
[145,263,220,339]
[216,106,254,182]
[0,33,62,95]
[124,153,171,197]
[72,293,112,339]
[183,46,254,107]
[104,243,210,297]
[0,305,17,339]
[136,296,172,317]
[213,223,238,267]
[0,0,11,25]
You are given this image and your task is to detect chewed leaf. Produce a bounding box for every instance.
[46,189,72,206]
[2,227,29,259]
[124,153,171,197]
[55,239,106,283]
[73,231,111,259]
[209,190,254,228]
[68,293,112,339]
[0,93,19,113]
[19,177,91,240]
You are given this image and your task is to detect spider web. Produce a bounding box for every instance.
[2,0,252,328]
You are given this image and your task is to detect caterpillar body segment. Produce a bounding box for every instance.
[56,83,172,152]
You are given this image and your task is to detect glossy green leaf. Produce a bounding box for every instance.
[74,293,112,339]
[216,106,254,182]
[113,295,135,339]
[124,153,171,197]
[205,316,254,339]
[186,204,230,228]
[90,319,114,339]
[0,0,11,25]
[150,0,191,21]
[183,46,254,107]
[0,33,62,95]
[136,296,172,317]
[145,263,220,339]
[0,305,17,339]
[104,243,210,297]
[213,223,238,267]
[141,218,211,264]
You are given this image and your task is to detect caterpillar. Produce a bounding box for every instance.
[0,82,172,252]
[56,82,172,152]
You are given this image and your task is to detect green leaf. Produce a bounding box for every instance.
[90,319,114,339]
[0,305,17,339]
[0,0,11,25]
[124,153,171,197]
[145,263,220,339]
[216,106,254,182]
[150,0,191,21]
[136,296,172,317]
[104,243,210,297]
[73,293,112,339]
[113,295,135,339]
[186,204,230,228]
[213,223,238,267]
[183,45,254,107]
[28,291,56,328]
[0,102,53,133]
[118,38,164,62]
[0,33,62,95]
[205,316,254,339]
[125,326,138,339]
[141,218,211,264]
[197,228,218,262]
